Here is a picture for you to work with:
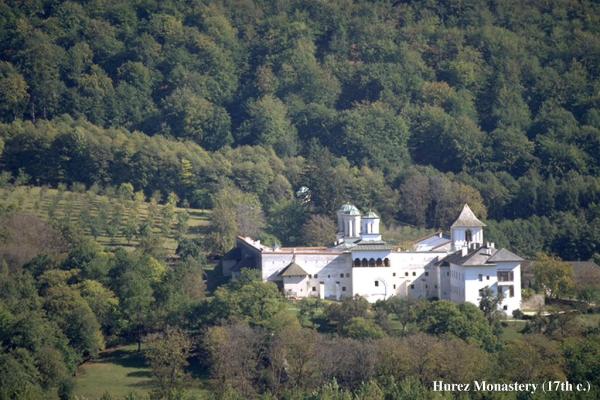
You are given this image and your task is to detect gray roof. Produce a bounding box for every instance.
[566,261,600,288]
[333,237,360,249]
[487,248,524,263]
[351,240,394,251]
[279,261,309,277]
[451,204,486,228]
[566,261,600,269]
[414,233,451,251]
[438,246,522,267]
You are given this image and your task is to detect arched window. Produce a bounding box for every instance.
[465,229,472,242]
[376,258,383,266]
[361,258,368,267]
[354,258,361,267]
[384,258,390,267]
[369,258,376,267]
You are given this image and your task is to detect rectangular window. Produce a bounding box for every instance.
[447,271,450,276]
[393,284,396,289]
[374,281,379,287]
[314,274,318,278]
[410,284,415,289]
[412,272,416,276]
[342,286,346,291]
[425,272,429,276]
[347,273,351,277]
[509,285,515,297]
[478,274,483,282]
[497,271,513,282]
[434,284,438,288]
[312,287,316,291]
[486,275,490,280]
[405,272,409,276]
[425,284,428,288]
[340,273,344,278]
[393,273,396,277]
[328,274,331,278]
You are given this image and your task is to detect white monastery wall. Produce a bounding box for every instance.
[233,203,523,315]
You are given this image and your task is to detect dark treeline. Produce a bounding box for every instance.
[1,0,600,260]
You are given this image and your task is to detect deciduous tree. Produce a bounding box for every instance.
[533,253,575,299]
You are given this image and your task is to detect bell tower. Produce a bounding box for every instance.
[360,210,382,241]
[451,204,485,251]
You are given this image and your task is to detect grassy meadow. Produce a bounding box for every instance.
[73,345,210,399]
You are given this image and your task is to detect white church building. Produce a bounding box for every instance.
[224,204,523,315]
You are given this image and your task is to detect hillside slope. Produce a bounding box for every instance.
[0,185,209,254]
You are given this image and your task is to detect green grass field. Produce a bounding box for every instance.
[0,185,210,255]
[74,345,154,399]
[500,320,527,342]
[73,345,211,400]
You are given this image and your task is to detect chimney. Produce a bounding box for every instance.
[461,246,468,257]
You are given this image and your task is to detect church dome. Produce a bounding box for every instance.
[339,203,361,215]
[364,210,379,219]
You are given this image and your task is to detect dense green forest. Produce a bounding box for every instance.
[1,0,600,399]
[0,0,599,259]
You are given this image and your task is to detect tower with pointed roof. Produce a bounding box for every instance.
[450,204,486,251]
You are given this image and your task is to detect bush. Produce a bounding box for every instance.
[70,182,86,193]
[522,288,535,299]
[342,317,385,340]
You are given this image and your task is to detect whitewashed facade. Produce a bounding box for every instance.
[227,204,523,315]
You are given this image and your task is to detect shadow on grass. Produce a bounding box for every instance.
[188,225,211,235]
[98,348,148,370]
[187,209,209,218]
[127,370,152,378]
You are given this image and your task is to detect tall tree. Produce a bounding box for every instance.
[144,327,193,397]
[0,62,28,121]
[301,214,336,246]
[237,95,298,156]
[209,186,265,253]
[533,253,575,299]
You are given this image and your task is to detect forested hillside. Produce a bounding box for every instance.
[2,2,600,399]
[1,0,600,260]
